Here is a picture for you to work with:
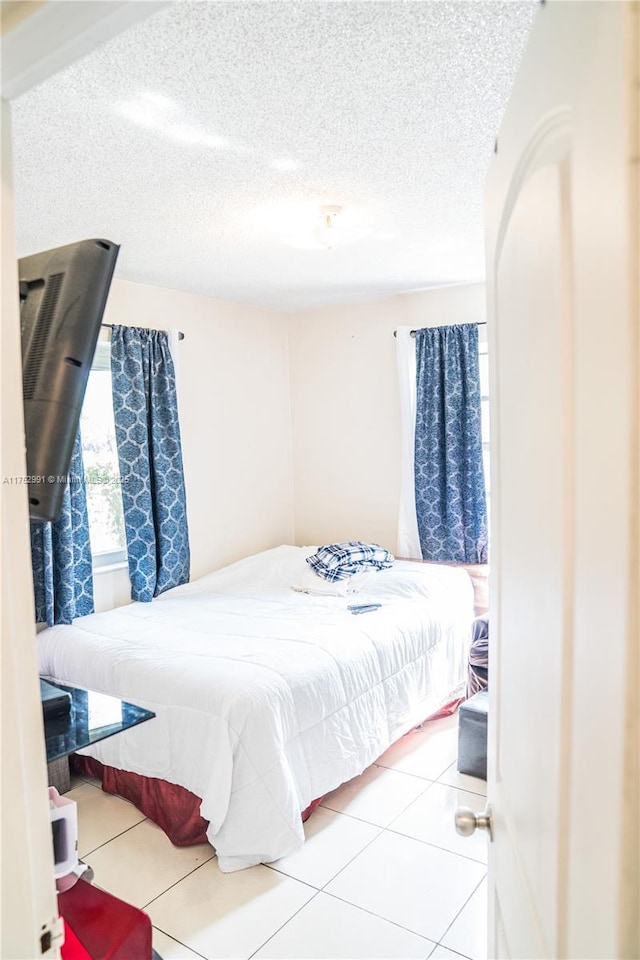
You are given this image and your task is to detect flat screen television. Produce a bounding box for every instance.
[18,239,120,522]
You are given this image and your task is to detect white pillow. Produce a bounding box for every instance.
[291,567,372,597]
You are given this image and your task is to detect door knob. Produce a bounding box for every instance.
[455,804,493,841]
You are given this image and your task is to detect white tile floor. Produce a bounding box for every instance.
[68,713,488,960]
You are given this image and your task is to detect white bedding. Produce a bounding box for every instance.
[37,545,474,872]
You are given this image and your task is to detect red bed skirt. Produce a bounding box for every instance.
[72,697,463,848]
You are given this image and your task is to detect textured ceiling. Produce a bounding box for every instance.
[11,1,537,312]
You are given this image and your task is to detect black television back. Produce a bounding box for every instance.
[19,239,120,522]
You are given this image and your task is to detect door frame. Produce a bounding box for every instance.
[1,5,166,956]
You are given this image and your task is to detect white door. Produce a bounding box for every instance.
[481,2,639,958]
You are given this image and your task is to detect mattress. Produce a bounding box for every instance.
[37,545,474,871]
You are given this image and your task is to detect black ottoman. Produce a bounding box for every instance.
[457,690,488,780]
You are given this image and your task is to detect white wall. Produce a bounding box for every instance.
[288,283,486,550]
[93,280,486,612]
[94,279,294,611]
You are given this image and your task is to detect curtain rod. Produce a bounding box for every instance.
[101,323,185,341]
[393,322,486,338]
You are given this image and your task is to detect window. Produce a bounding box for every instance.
[80,337,127,567]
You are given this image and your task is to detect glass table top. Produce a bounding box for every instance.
[43,681,155,763]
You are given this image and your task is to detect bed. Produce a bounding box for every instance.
[37,545,475,872]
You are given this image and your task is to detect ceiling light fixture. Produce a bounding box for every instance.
[284,204,372,250]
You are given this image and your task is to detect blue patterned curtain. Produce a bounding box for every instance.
[414,323,488,563]
[30,432,94,626]
[110,325,190,601]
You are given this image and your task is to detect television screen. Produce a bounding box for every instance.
[19,239,120,522]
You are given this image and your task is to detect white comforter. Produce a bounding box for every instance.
[37,546,474,871]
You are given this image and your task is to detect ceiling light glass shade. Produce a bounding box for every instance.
[282,205,373,250]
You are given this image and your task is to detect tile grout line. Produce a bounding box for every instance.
[250,814,441,958]
[258,782,486,948]
[141,855,216,911]
[330,804,487,868]
[147,852,478,960]
[80,815,148,859]
[384,826,488,867]
[77,733,486,956]
[316,802,397,828]
[78,793,216,912]
[320,884,439,945]
[429,944,473,960]
[152,924,210,960]
[433,872,487,954]
[382,779,489,865]
[371,764,440,782]
[319,762,486,836]
[245,889,323,960]
[316,822,485,944]
[373,761,487,800]
[145,859,321,956]
[69,777,103,792]
[264,820,386,890]
[374,760,456,781]
[320,775,436,830]
[249,882,438,960]
[434,777,488,799]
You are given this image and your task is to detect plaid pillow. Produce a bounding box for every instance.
[306,541,394,582]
